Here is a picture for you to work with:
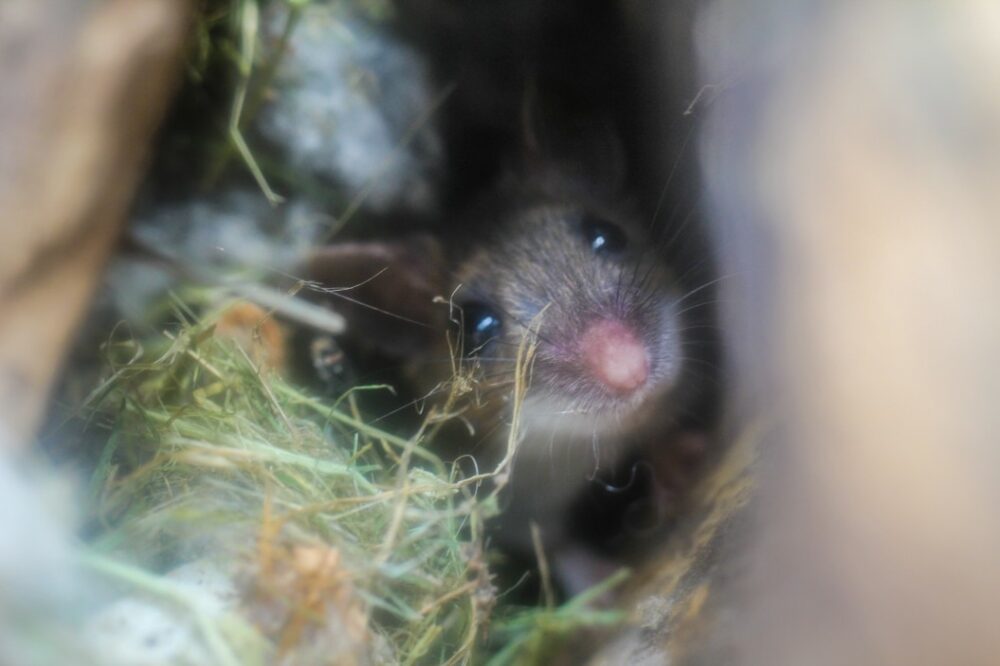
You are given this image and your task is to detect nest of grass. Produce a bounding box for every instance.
[66,297,623,665]
[74,297,493,664]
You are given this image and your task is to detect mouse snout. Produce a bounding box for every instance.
[578,319,650,394]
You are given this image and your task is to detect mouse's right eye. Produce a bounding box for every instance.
[581,216,627,255]
[460,301,503,354]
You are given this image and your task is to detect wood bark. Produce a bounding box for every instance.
[591,2,1000,664]
[0,0,190,445]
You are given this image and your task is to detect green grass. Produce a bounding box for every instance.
[75,302,494,664]
[66,294,627,663]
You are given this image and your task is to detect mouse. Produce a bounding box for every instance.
[300,0,718,595]
[302,150,717,594]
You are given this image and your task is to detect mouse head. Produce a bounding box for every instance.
[305,182,685,443]
[448,181,685,441]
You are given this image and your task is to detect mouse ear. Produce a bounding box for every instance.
[303,234,448,357]
[516,84,628,197]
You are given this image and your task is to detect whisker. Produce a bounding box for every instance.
[587,430,603,480]
[307,286,435,329]
[673,273,738,308]
[649,123,697,230]
[674,299,728,320]
[676,355,725,375]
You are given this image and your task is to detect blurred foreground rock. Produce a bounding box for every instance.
[588,2,1000,664]
[0,0,191,444]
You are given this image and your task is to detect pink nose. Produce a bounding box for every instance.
[579,319,650,393]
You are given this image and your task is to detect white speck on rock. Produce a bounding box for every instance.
[258,4,443,214]
[637,595,674,633]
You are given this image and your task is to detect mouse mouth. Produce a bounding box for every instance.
[517,312,677,436]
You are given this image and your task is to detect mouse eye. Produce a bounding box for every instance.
[460,301,503,353]
[581,216,627,255]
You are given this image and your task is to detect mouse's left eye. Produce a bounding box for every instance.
[460,301,503,354]
[581,216,627,255]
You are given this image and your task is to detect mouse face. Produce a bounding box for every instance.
[304,179,693,454]
[449,196,684,444]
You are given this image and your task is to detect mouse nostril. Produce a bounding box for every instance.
[579,320,650,394]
